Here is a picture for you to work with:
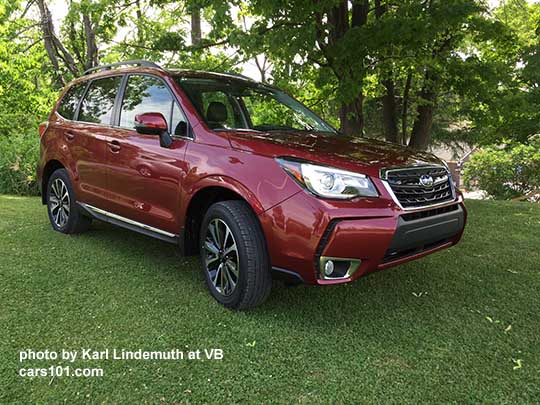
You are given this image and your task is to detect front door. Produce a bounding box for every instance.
[104,74,191,235]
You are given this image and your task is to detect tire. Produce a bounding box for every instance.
[199,200,272,310]
[46,168,92,234]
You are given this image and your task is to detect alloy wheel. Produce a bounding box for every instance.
[203,218,240,296]
[49,178,70,228]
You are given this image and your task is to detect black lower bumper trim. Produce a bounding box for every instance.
[272,267,305,285]
[384,204,464,262]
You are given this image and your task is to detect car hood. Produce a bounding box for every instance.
[228,131,445,178]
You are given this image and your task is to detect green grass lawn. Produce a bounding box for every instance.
[1,196,539,403]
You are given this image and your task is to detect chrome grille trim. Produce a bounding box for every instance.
[380,165,456,210]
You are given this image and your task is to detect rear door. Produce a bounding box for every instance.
[69,75,123,208]
[104,74,191,234]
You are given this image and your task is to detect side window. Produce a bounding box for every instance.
[120,75,173,130]
[79,76,122,124]
[57,83,86,120]
[171,102,189,137]
[201,91,238,129]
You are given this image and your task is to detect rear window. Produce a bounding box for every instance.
[78,76,122,125]
[57,83,86,120]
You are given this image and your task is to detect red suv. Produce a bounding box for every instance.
[38,60,466,309]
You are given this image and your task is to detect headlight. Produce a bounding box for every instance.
[276,158,378,199]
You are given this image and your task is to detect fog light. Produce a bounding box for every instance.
[319,256,362,280]
[324,260,334,276]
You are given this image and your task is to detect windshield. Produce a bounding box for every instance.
[174,77,336,134]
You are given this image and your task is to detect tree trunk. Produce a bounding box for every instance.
[135,0,143,44]
[401,71,412,145]
[83,15,99,70]
[67,0,84,67]
[53,35,79,76]
[254,55,270,83]
[68,22,84,67]
[191,7,202,46]
[409,72,437,150]
[36,0,79,80]
[381,79,399,143]
[352,0,369,26]
[36,0,64,85]
[316,1,369,136]
[329,1,349,44]
[335,1,367,136]
[408,101,435,150]
[374,0,398,142]
[340,93,364,136]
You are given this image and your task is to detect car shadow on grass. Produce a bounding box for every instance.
[68,218,471,330]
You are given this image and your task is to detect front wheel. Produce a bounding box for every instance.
[199,200,272,310]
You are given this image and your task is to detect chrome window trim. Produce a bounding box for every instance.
[380,164,457,212]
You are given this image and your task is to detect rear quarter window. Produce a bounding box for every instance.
[56,83,86,120]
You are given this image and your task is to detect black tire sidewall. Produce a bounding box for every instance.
[46,169,78,234]
[199,203,254,307]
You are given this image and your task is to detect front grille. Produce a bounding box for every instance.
[384,166,454,208]
[401,204,459,221]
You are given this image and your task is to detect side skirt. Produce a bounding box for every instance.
[77,202,179,244]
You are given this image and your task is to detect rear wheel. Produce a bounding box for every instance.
[199,201,272,310]
[46,169,92,234]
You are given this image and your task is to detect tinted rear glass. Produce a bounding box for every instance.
[57,83,86,120]
[79,76,122,125]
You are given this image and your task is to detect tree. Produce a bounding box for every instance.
[2,0,539,153]
[235,0,517,150]
[478,0,540,143]
[0,0,57,194]
[237,0,371,136]
[190,3,202,46]
[36,0,78,85]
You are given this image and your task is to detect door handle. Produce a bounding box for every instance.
[108,140,121,153]
[64,131,75,141]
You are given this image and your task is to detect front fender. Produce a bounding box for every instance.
[184,175,265,216]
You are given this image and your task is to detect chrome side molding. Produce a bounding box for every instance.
[78,202,178,243]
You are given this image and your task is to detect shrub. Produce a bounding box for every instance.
[463,139,540,200]
[0,130,40,196]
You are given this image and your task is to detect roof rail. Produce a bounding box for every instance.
[223,72,255,81]
[83,60,163,76]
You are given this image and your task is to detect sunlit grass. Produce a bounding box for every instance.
[1,196,539,403]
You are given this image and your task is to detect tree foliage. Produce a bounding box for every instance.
[0,0,539,157]
[230,0,534,149]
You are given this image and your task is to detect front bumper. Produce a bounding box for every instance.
[260,189,466,285]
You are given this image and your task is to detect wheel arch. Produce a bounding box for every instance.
[182,177,264,256]
[41,160,67,204]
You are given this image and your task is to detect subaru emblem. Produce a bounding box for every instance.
[419,174,434,188]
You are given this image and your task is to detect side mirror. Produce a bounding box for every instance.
[134,112,167,135]
[134,112,173,148]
